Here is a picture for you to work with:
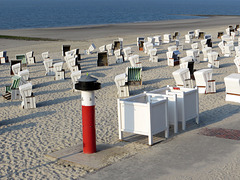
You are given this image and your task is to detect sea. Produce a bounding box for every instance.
[0,0,240,30]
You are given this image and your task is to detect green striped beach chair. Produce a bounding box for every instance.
[2,75,21,100]
[16,54,27,67]
[126,67,142,85]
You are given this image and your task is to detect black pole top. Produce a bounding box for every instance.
[75,75,101,91]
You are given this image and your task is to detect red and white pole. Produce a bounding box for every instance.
[81,90,96,154]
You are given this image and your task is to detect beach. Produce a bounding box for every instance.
[1,16,240,179]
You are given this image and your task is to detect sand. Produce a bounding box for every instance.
[1,16,240,179]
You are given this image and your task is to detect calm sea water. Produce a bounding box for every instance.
[0,0,240,30]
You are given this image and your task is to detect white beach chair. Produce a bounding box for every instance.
[129,54,142,68]
[26,51,35,64]
[43,59,54,76]
[149,48,158,62]
[163,34,171,43]
[224,73,240,103]
[186,49,200,63]
[106,43,113,55]
[207,52,219,68]
[202,47,212,61]
[194,69,215,94]
[185,34,192,44]
[114,49,123,64]
[234,57,240,73]
[71,70,81,91]
[195,29,200,38]
[153,35,162,46]
[172,68,191,87]
[12,63,21,75]
[175,40,183,51]
[18,69,30,81]
[99,45,106,52]
[188,30,195,39]
[166,50,180,66]
[42,52,49,61]
[114,73,129,98]
[86,43,96,55]
[123,47,132,61]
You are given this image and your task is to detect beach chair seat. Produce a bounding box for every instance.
[172,68,191,88]
[71,70,82,91]
[234,57,240,73]
[19,82,36,109]
[12,63,21,75]
[97,51,108,66]
[53,62,64,72]
[163,34,171,43]
[67,58,79,72]
[207,52,219,68]
[123,47,132,61]
[224,73,240,103]
[153,35,162,46]
[126,67,142,85]
[26,51,35,64]
[0,51,9,63]
[53,62,64,80]
[202,47,212,61]
[175,40,183,51]
[42,52,50,61]
[194,69,214,94]
[99,45,106,52]
[18,69,30,81]
[114,49,123,64]
[129,55,142,68]
[185,34,192,44]
[2,75,21,100]
[43,59,54,75]
[166,50,180,66]
[186,49,200,63]
[86,43,96,55]
[137,37,145,51]
[114,73,129,98]
[62,45,71,56]
[173,31,180,40]
[149,48,158,62]
[106,43,114,55]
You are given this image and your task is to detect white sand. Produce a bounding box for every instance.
[1,16,240,179]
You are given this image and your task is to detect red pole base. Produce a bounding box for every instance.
[82,105,96,154]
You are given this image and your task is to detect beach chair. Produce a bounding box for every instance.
[42,52,49,60]
[19,83,36,109]
[2,75,21,100]
[137,37,145,51]
[166,50,180,66]
[16,54,27,67]
[234,57,240,73]
[18,69,30,81]
[144,42,153,54]
[202,47,212,61]
[200,39,208,49]
[173,31,180,40]
[114,49,123,64]
[113,39,122,50]
[126,67,142,85]
[207,52,219,68]
[0,51,9,63]
[97,51,108,66]
[62,45,71,56]
[172,68,192,88]
[235,46,240,57]
[12,63,21,75]
[185,34,192,44]
[123,47,132,61]
[188,30,195,39]
[194,69,215,94]
[195,29,200,38]
[186,49,200,63]
[99,45,106,52]
[198,32,205,39]
[175,40,183,51]
[217,32,224,39]
[180,61,195,79]
[163,34,171,43]
[67,58,79,72]
[86,43,96,55]
[53,62,65,80]
[153,35,162,46]
[43,59,54,75]
[10,60,22,75]
[180,56,193,64]
[147,37,155,44]
[114,73,129,98]
[106,43,114,55]
[149,48,158,62]
[129,55,142,68]
[71,70,81,91]
[26,51,35,64]
[224,73,240,103]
